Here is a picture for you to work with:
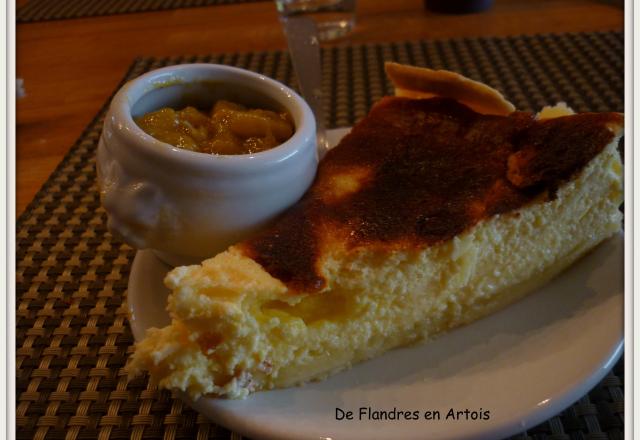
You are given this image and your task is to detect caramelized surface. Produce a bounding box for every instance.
[240,97,622,292]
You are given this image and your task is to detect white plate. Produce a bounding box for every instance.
[128,128,623,440]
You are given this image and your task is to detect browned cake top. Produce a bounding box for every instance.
[239,97,622,292]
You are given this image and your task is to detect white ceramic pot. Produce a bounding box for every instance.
[97,64,317,266]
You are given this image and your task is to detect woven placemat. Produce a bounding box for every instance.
[16,31,624,440]
[17,0,269,23]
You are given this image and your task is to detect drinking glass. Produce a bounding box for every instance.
[275,0,356,41]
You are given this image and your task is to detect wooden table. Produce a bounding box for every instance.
[16,0,623,216]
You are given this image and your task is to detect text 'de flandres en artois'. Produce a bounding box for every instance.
[335,407,491,422]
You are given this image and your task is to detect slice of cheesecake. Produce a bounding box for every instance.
[128,66,623,399]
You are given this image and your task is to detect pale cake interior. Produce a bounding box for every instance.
[128,108,623,399]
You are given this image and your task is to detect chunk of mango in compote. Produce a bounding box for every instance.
[134,100,294,155]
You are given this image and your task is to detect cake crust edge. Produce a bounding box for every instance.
[385,61,516,115]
